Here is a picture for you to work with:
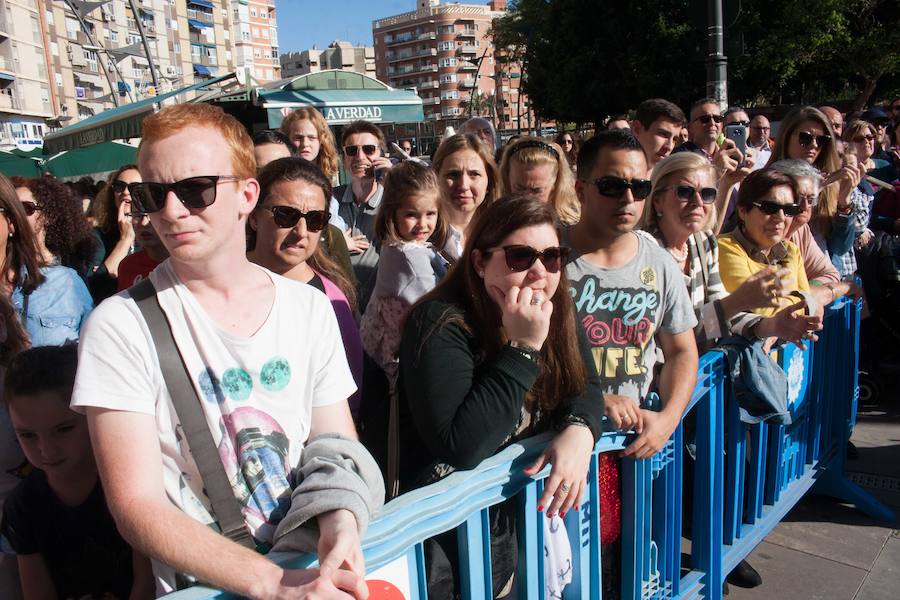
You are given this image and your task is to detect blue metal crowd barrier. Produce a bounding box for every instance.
[167,297,893,600]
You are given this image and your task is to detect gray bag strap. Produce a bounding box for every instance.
[129,279,255,549]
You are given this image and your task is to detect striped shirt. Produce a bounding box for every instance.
[648,228,761,350]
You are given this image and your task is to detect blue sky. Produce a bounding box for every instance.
[277,1,415,52]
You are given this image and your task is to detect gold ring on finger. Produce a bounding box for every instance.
[559,483,571,493]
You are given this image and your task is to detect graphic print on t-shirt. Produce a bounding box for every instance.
[569,267,660,393]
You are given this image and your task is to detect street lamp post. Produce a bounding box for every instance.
[127,0,160,91]
[705,0,728,109]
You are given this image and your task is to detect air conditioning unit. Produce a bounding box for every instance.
[165,65,177,76]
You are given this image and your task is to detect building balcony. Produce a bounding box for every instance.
[457,44,478,55]
[419,80,439,89]
[0,90,20,111]
[458,62,477,71]
[459,77,476,88]
[422,96,440,105]
[426,112,442,120]
[418,31,437,40]
[387,48,437,63]
[456,29,477,39]
[389,63,437,77]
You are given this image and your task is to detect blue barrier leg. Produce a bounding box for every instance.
[457,508,492,599]
[517,480,544,600]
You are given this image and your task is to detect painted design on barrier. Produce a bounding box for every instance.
[787,351,804,407]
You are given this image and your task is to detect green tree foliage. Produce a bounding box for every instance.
[492,0,899,122]
[491,0,707,123]
[729,0,899,108]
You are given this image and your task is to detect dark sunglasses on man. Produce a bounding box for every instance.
[582,176,652,200]
[343,145,378,157]
[483,244,570,274]
[127,175,241,214]
[797,130,831,148]
[258,206,330,232]
[695,114,724,125]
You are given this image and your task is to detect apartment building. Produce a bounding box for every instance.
[0,0,54,149]
[231,0,279,83]
[372,0,531,131]
[280,40,375,79]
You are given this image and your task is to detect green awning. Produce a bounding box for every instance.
[0,151,44,177]
[260,88,424,127]
[41,73,236,155]
[43,141,137,178]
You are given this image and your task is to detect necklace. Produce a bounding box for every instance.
[667,245,688,262]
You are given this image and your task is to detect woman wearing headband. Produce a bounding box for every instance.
[500,137,580,224]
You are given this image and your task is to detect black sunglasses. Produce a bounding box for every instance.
[483,244,570,274]
[586,176,652,200]
[111,180,130,194]
[20,202,41,217]
[751,200,803,217]
[128,176,241,214]
[666,184,717,204]
[730,120,750,127]
[343,144,378,157]
[695,114,724,124]
[259,206,329,232]
[797,131,831,148]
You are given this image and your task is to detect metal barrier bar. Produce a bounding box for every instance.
[165,299,893,600]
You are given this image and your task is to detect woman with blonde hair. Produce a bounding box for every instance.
[500,137,580,224]
[280,108,347,231]
[765,106,864,276]
[432,133,502,258]
[641,153,818,349]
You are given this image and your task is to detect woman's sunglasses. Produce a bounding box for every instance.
[585,176,652,200]
[111,180,130,194]
[20,202,41,217]
[797,131,831,148]
[851,135,875,143]
[260,206,329,232]
[665,184,717,204]
[483,244,570,274]
[127,175,241,214]
[751,200,803,217]
[343,145,378,157]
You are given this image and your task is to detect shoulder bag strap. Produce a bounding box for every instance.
[129,279,255,549]
[694,232,710,303]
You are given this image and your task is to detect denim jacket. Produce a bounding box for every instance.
[11,265,93,347]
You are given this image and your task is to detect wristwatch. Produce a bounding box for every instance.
[508,340,540,363]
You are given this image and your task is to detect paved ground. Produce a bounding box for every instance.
[729,387,900,600]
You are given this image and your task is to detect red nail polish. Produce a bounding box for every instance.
[575,505,580,512]
[560,511,566,518]
[537,505,544,512]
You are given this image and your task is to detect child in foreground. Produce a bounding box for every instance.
[0,344,154,599]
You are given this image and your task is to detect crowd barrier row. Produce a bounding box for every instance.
[167,297,894,600]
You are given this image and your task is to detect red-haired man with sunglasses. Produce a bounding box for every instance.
[71,103,375,600]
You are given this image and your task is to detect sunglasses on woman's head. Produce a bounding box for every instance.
[127,175,241,214]
[751,200,803,217]
[343,145,378,157]
[797,131,831,148]
[666,184,717,204]
[585,176,652,200]
[20,202,41,216]
[484,244,570,274]
[260,206,329,232]
[111,180,129,194]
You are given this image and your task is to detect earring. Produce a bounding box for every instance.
[477,270,485,278]
[656,211,663,217]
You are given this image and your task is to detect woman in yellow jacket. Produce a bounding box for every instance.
[718,168,823,341]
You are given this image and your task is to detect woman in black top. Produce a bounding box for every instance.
[398,194,604,597]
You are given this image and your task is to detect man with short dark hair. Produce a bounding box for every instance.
[631,98,685,171]
[335,120,393,309]
[676,98,724,159]
[724,106,750,126]
[570,130,698,457]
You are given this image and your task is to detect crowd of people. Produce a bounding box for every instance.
[0,92,898,600]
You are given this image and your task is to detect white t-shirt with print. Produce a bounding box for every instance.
[71,260,356,591]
